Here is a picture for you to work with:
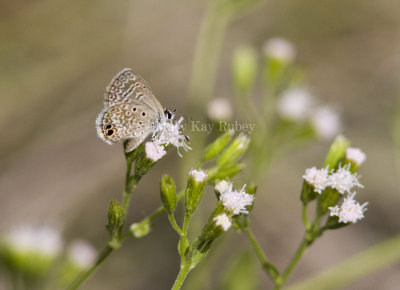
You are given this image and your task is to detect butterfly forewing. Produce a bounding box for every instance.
[104,68,164,116]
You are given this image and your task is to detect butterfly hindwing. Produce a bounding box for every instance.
[96,103,155,147]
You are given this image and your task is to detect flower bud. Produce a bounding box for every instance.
[232,45,258,96]
[324,215,348,230]
[262,38,295,88]
[199,203,228,242]
[300,181,318,205]
[323,135,349,170]
[207,163,245,182]
[316,188,341,216]
[345,147,366,173]
[124,142,143,164]
[160,175,177,215]
[134,142,165,176]
[185,169,208,216]
[130,218,152,238]
[201,131,234,162]
[217,134,250,168]
[107,200,125,248]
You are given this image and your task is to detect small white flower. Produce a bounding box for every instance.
[68,240,97,269]
[145,141,166,162]
[207,98,233,120]
[303,167,329,194]
[328,205,340,217]
[220,185,255,215]
[327,164,363,195]
[215,180,233,194]
[263,37,296,63]
[213,213,232,231]
[346,147,366,166]
[337,193,368,224]
[190,169,208,183]
[3,225,63,257]
[311,106,341,140]
[277,88,315,121]
[153,117,191,157]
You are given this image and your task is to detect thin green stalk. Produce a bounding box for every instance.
[171,262,192,290]
[301,205,310,230]
[65,246,113,290]
[244,227,279,281]
[274,237,309,290]
[122,173,141,214]
[168,214,184,236]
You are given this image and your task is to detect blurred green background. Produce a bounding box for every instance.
[0,0,399,289]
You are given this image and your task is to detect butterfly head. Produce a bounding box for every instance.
[164,108,176,120]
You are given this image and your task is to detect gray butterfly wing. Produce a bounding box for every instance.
[104,68,164,117]
[96,103,157,152]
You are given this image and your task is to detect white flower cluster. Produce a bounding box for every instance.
[216,181,255,215]
[263,37,296,63]
[2,225,63,257]
[68,240,97,269]
[213,213,232,231]
[189,169,208,183]
[302,153,368,224]
[277,88,341,140]
[303,163,363,195]
[329,193,368,224]
[327,164,363,195]
[346,147,366,166]
[1,225,97,269]
[207,98,233,121]
[302,166,329,194]
[152,116,191,157]
[145,141,166,162]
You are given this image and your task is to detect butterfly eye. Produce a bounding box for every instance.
[106,129,115,137]
[104,124,112,130]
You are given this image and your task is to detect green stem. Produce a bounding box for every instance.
[188,0,231,110]
[274,237,309,289]
[244,227,279,281]
[171,262,192,290]
[65,246,113,290]
[302,205,310,230]
[122,173,141,215]
[168,214,184,236]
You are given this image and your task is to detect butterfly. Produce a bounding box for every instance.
[96,68,175,152]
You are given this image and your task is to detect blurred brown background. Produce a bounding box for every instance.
[0,0,399,289]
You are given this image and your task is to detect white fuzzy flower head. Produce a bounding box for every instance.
[327,164,363,194]
[3,225,63,257]
[207,98,233,121]
[145,141,166,162]
[153,116,191,157]
[277,88,315,121]
[68,240,97,269]
[189,169,208,183]
[303,167,329,194]
[329,193,368,224]
[263,37,296,63]
[311,106,341,140]
[215,180,233,194]
[220,185,255,215]
[346,147,366,166]
[213,213,232,231]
